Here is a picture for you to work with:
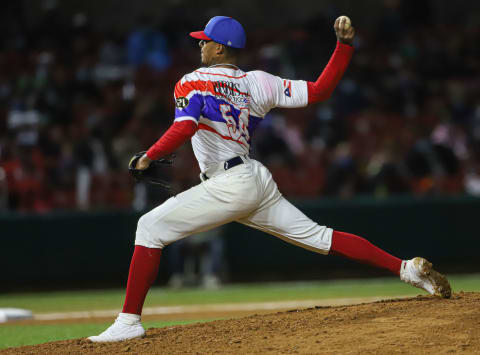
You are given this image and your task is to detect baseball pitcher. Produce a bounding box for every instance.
[89,16,451,342]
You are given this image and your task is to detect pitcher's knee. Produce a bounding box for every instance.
[135,213,167,249]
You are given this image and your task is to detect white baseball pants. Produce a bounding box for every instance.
[135,157,332,254]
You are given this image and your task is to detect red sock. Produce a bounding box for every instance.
[329,231,402,276]
[122,245,162,315]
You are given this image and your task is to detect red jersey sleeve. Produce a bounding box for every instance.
[307,42,354,104]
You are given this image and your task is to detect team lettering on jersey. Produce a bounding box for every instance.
[213,80,250,105]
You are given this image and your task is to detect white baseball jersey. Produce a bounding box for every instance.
[173,66,309,172]
[134,65,333,256]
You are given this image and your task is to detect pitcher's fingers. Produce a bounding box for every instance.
[334,17,340,30]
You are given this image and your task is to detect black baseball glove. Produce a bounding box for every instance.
[128,151,175,189]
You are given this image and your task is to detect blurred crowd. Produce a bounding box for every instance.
[1,1,480,213]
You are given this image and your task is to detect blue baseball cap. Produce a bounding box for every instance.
[190,16,246,49]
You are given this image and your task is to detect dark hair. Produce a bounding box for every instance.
[222,45,241,60]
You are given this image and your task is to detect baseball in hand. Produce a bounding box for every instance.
[337,16,351,30]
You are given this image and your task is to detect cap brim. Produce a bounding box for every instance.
[189,31,212,41]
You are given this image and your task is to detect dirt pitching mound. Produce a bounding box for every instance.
[4,292,480,354]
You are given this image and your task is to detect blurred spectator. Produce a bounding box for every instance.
[1,2,480,213]
[127,16,171,72]
[166,228,225,289]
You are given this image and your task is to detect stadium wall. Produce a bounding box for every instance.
[1,196,479,290]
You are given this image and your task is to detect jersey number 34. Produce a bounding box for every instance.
[220,104,250,143]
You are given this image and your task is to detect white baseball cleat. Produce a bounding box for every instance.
[88,313,145,342]
[400,257,451,298]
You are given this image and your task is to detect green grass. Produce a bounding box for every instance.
[0,320,210,350]
[1,274,479,313]
[0,274,479,350]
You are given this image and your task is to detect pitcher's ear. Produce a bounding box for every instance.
[215,43,225,55]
